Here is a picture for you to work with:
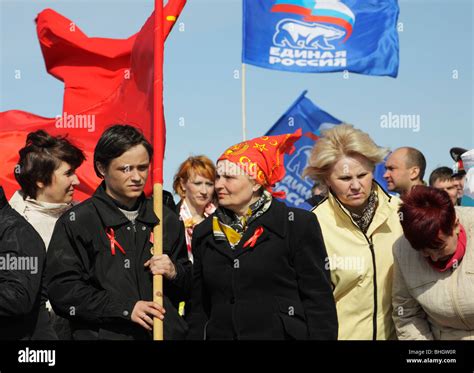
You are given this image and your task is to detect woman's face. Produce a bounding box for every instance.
[326,155,374,211]
[215,160,261,214]
[420,220,460,262]
[36,161,80,204]
[181,173,214,210]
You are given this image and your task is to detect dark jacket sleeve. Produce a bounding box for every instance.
[185,225,211,340]
[163,207,192,303]
[46,217,137,324]
[0,222,45,317]
[292,211,338,340]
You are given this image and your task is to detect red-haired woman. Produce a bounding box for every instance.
[173,156,216,263]
[393,186,474,339]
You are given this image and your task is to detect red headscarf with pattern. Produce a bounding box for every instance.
[217,128,302,198]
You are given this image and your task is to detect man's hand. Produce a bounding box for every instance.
[131,300,166,331]
[144,254,177,280]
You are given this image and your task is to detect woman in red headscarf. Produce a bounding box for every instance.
[186,129,338,340]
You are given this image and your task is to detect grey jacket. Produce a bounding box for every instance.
[392,207,474,340]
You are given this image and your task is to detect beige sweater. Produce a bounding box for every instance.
[392,207,474,340]
[9,190,73,250]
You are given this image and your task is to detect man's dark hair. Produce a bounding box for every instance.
[404,147,427,181]
[94,124,153,178]
[429,166,454,186]
[15,130,86,199]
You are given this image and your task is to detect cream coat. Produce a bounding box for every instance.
[392,207,474,340]
[313,183,403,340]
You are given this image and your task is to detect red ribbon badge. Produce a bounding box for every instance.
[106,227,126,256]
[243,226,264,248]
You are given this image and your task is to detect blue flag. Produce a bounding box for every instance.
[267,91,388,208]
[243,0,400,77]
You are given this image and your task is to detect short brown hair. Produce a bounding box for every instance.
[94,124,153,178]
[15,130,86,198]
[403,147,426,181]
[173,156,216,198]
[429,166,453,186]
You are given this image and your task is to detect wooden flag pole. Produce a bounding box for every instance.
[153,0,165,341]
[241,63,247,141]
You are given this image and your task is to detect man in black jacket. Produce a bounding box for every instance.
[0,186,56,340]
[46,125,191,340]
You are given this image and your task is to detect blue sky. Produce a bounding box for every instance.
[1,0,472,195]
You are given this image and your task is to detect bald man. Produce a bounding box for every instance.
[384,147,426,195]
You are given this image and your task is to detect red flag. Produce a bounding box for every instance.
[0,1,186,201]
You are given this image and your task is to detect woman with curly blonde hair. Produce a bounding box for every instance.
[305,124,403,340]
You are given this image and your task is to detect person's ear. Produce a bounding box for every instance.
[96,162,106,178]
[252,182,262,193]
[323,175,332,190]
[36,181,45,190]
[180,178,187,196]
[409,166,420,180]
[454,217,460,234]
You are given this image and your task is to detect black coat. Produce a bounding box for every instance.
[163,190,178,214]
[186,199,338,340]
[45,183,192,340]
[0,187,56,340]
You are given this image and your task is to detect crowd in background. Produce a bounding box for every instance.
[1,124,473,340]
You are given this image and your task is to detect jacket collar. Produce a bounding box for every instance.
[9,190,72,217]
[465,227,474,273]
[365,182,397,237]
[0,187,8,210]
[252,199,287,238]
[455,207,474,273]
[327,181,396,237]
[91,182,159,227]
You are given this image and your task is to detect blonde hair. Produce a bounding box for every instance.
[173,155,216,198]
[303,124,389,183]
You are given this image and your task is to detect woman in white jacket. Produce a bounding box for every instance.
[393,186,474,340]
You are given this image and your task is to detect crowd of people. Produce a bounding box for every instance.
[0,123,472,340]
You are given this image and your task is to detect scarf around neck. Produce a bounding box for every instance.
[428,224,467,272]
[13,191,73,218]
[348,188,378,234]
[180,199,216,257]
[213,191,272,249]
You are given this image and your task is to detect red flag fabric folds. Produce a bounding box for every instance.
[0,1,186,201]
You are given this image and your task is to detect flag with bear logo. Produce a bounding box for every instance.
[243,0,400,77]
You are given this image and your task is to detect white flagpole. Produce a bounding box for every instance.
[241,63,247,141]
